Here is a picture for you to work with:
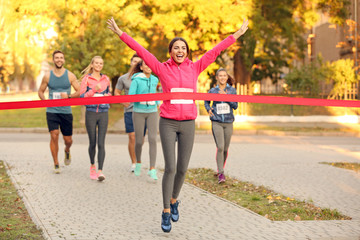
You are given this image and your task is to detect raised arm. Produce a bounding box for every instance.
[194,19,249,75]
[233,19,249,39]
[107,17,162,75]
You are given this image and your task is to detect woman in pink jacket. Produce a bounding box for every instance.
[107,17,248,232]
[80,56,111,181]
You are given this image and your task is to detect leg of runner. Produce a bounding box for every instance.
[86,111,98,179]
[50,129,60,173]
[97,112,108,181]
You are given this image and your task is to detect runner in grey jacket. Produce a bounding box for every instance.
[204,68,238,184]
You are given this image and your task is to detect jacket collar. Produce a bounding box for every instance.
[132,72,151,80]
[215,83,230,90]
[167,57,190,67]
[87,73,104,80]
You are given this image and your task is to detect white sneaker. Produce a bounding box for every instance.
[130,164,136,172]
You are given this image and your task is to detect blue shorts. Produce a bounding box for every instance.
[124,112,147,135]
[124,112,134,133]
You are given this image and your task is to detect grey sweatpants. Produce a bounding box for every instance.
[211,121,233,174]
[159,117,195,209]
[133,112,158,167]
[85,111,108,170]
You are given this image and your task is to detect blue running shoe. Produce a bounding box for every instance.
[170,201,179,222]
[148,169,158,180]
[161,212,172,233]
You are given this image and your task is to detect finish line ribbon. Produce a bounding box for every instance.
[0,92,359,110]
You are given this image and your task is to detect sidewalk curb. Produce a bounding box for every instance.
[4,161,51,240]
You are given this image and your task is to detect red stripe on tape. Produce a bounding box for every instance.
[0,93,359,110]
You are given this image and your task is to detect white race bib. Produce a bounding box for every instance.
[216,103,230,114]
[52,92,65,99]
[170,88,193,104]
[140,101,156,105]
[94,93,104,97]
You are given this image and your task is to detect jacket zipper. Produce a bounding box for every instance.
[178,65,182,119]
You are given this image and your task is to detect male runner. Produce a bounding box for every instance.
[38,50,80,173]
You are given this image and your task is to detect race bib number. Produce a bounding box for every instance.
[170,88,193,104]
[216,103,230,114]
[52,92,65,99]
[140,101,156,105]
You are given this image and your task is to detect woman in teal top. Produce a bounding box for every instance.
[128,60,160,180]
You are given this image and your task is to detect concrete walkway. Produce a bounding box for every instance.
[1,133,360,240]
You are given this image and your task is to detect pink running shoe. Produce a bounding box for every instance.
[90,166,97,180]
[98,173,105,181]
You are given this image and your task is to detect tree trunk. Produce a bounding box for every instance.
[234,49,251,86]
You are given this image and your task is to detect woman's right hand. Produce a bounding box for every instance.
[107,17,123,36]
[208,109,215,117]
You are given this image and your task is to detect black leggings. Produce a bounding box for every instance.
[85,111,108,170]
[159,117,195,209]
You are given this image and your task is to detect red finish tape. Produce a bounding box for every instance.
[0,93,359,110]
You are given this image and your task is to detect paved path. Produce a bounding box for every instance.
[1,133,360,240]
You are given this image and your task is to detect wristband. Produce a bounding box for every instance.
[68,95,71,99]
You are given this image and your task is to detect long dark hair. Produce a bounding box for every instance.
[129,60,144,78]
[168,37,190,55]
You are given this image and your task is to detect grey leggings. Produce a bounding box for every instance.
[159,117,195,209]
[85,111,108,170]
[211,121,233,174]
[133,112,158,167]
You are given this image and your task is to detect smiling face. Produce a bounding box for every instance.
[216,70,228,86]
[91,57,104,73]
[53,52,65,69]
[170,40,188,64]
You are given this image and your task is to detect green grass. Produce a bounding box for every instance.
[185,168,351,221]
[0,104,124,129]
[0,161,44,239]
[320,162,360,172]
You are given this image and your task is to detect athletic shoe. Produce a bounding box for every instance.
[64,150,71,166]
[161,212,172,233]
[90,166,97,180]
[98,173,105,181]
[134,163,141,176]
[130,164,136,172]
[54,165,60,174]
[148,169,158,180]
[218,173,226,184]
[170,201,179,222]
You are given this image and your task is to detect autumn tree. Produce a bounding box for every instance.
[1,0,54,91]
[49,0,131,87]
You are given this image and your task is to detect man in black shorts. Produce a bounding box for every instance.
[38,50,80,173]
